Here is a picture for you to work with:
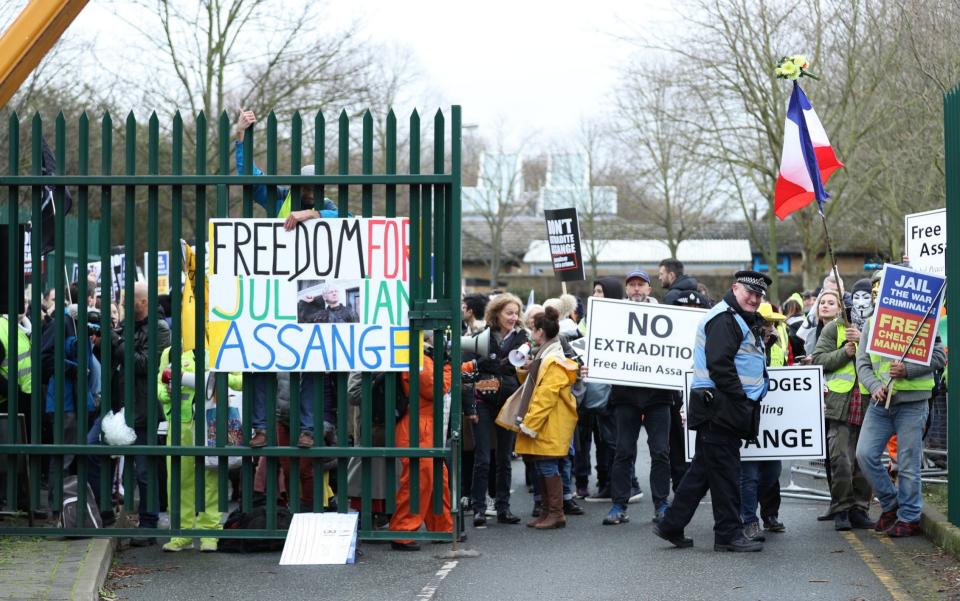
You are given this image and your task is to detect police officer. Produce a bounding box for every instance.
[653,270,771,552]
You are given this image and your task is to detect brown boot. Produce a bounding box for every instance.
[249,430,267,448]
[534,475,566,530]
[527,477,547,528]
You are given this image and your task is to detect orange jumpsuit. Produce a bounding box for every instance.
[389,356,453,542]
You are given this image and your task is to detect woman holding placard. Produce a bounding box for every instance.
[812,290,875,532]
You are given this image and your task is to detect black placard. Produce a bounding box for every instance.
[543,207,585,282]
[0,224,26,315]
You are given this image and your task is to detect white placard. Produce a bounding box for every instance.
[683,366,826,461]
[207,217,412,372]
[584,297,704,391]
[279,512,358,565]
[904,208,946,276]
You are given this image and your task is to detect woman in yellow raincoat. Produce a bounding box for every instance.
[514,306,580,530]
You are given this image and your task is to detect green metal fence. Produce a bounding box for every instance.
[945,85,960,527]
[0,106,463,542]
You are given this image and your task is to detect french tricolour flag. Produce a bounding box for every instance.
[774,82,843,219]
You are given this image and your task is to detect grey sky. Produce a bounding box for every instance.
[60,0,676,146]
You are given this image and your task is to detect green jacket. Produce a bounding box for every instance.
[812,319,855,421]
[157,348,242,422]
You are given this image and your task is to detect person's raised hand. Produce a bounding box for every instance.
[236,110,256,141]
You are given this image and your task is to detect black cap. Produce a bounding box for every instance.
[734,270,772,294]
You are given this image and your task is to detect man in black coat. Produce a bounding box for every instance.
[654,270,771,553]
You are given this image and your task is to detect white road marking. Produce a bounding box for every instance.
[415,560,459,601]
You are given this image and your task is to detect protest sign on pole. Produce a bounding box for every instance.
[144,250,171,295]
[583,297,704,391]
[543,207,585,282]
[683,367,826,461]
[866,264,946,366]
[904,208,946,276]
[206,217,412,372]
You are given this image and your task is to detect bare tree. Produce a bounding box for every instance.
[542,119,620,281]
[622,0,909,298]
[115,1,377,124]
[462,132,538,287]
[616,64,721,259]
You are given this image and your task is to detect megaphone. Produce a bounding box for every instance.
[509,343,531,367]
[461,328,492,358]
[161,368,197,389]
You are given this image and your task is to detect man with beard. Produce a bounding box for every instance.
[603,271,669,526]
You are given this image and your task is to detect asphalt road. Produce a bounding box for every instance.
[106,434,960,601]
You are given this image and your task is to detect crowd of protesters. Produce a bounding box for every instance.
[0,108,942,554]
[0,252,945,554]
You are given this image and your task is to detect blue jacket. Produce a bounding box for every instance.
[234,142,340,217]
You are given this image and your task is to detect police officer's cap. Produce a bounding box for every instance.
[734,270,772,294]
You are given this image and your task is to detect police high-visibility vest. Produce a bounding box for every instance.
[0,316,32,394]
[863,318,935,394]
[693,300,768,401]
[825,323,867,394]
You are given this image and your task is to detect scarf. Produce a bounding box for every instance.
[512,338,566,424]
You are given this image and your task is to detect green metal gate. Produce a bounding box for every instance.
[945,85,960,527]
[0,106,464,543]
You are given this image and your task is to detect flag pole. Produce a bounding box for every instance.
[881,279,946,409]
[817,209,849,327]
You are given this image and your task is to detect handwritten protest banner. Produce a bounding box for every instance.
[866,264,945,366]
[584,297,704,391]
[904,208,946,276]
[207,217,412,372]
[683,367,826,461]
[543,207,585,282]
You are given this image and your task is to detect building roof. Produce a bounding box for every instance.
[522,239,753,265]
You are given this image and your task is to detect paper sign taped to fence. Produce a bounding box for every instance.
[904,208,946,276]
[866,264,945,366]
[584,297,704,391]
[207,218,412,372]
[543,207,585,282]
[279,512,358,565]
[683,367,826,461]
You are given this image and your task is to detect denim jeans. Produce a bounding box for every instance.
[534,452,574,502]
[471,401,515,513]
[560,453,573,500]
[250,372,314,433]
[856,399,928,523]
[574,408,612,487]
[610,403,671,508]
[739,460,781,525]
[535,458,561,478]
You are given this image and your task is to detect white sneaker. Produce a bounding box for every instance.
[628,489,645,504]
[485,496,497,517]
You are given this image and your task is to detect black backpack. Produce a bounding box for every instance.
[370,373,410,425]
[219,501,293,553]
